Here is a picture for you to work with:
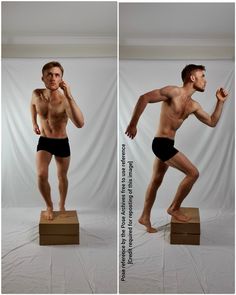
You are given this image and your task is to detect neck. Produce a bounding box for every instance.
[182,83,196,97]
[45,88,59,99]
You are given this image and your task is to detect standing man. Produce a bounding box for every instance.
[30,61,84,220]
[125,64,228,232]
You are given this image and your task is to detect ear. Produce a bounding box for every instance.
[41,76,44,82]
[190,74,196,82]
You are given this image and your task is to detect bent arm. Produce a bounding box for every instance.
[65,97,84,128]
[193,88,228,127]
[60,81,84,128]
[126,86,173,138]
[193,100,225,127]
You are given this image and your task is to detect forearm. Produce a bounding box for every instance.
[67,96,84,128]
[129,95,148,127]
[30,104,38,126]
[210,100,224,127]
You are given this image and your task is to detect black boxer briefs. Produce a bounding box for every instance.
[37,136,70,157]
[152,137,178,162]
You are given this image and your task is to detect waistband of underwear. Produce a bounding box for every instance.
[39,136,69,141]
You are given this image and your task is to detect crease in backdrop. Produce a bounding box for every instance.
[2,58,117,294]
[119,59,234,294]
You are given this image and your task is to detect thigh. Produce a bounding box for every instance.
[152,157,169,179]
[165,151,197,175]
[36,150,53,174]
[55,156,70,176]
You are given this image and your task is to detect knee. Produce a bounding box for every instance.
[57,172,68,182]
[188,167,199,181]
[151,173,164,188]
[37,170,48,182]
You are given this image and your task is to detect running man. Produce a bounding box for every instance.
[126,64,228,232]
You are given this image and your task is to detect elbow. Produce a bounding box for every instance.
[209,121,217,128]
[76,120,84,128]
[139,94,149,104]
[208,116,217,127]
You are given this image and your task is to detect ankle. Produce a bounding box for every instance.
[47,203,53,210]
[140,213,150,220]
[168,205,179,212]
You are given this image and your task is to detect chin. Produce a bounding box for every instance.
[46,85,59,91]
[195,86,205,92]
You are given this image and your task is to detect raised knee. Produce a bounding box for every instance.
[189,168,199,181]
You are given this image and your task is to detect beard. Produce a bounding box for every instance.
[194,85,205,92]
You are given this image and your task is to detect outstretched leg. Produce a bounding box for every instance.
[36,151,54,220]
[166,152,199,222]
[55,156,70,211]
[139,158,169,233]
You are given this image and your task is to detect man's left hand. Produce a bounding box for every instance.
[216,88,228,102]
[59,80,72,99]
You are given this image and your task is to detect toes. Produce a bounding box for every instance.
[147,228,158,233]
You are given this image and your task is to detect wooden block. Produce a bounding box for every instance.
[40,235,79,245]
[39,210,79,245]
[171,233,200,245]
[170,207,200,245]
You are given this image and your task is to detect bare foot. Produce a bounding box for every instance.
[167,208,191,222]
[44,207,54,220]
[138,217,158,233]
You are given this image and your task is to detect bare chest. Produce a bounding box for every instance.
[167,97,194,120]
[35,98,66,120]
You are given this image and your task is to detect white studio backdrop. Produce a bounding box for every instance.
[120,60,234,212]
[2,58,117,210]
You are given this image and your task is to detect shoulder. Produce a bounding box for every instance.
[160,85,181,99]
[31,89,46,105]
[59,91,68,104]
[32,88,45,98]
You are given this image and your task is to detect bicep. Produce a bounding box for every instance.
[142,87,170,103]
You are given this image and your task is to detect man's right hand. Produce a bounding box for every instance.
[33,124,41,135]
[125,124,137,139]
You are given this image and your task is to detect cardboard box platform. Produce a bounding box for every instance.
[170,207,200,245]
[39,210,79,245]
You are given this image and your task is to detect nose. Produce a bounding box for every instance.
[51,76,55,81]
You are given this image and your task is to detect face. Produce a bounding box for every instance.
[42,67,63,90]
[191,70,207,92]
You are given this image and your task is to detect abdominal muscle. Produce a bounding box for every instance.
[39,117,68,138]
[155,107,185,139]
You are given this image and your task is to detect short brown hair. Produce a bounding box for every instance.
[42,61,64,76]
[181,64,205,83]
